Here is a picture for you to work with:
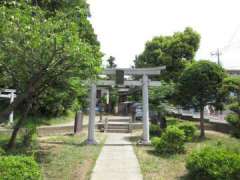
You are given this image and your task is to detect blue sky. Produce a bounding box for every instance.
[88,0,240,69]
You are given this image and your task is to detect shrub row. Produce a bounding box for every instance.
[0,148,5,156]
[150,124,162,137]
[151,122,196,154]
[150,118,240,179]
[226,113,240,138]
[186,146,240,180]
[152,126,185,154]
[177,123,196,141]
[0,155,41,180]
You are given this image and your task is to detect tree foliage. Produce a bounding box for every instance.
[106,56,117,68]
[149,81,175,116]
[134,27,200,81]
[177,61,225,108]
[224,76,240,138]
[0,0,101,116]
[177,60,225,137]
[0,0,102,148]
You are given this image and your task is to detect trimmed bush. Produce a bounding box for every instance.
[177,123,196,141]
[0,156,41,180]
[153,126,185,154]
[166,117,181,125]
[186,146,240,180]
[226,113,240,138]
[150,124,161,137]
[151,137,161,147]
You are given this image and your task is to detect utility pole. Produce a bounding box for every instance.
[211,48,222,66]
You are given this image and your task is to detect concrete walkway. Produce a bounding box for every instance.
[91,133,143,180]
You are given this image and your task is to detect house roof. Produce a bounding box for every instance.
[226,69,240,74]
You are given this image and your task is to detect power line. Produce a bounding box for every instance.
[210,25,240,66]
[211,48,222,66]
[222,24,240,52]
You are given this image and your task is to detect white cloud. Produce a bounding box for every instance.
[88,0,240,69]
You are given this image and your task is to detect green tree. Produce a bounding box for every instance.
[149,81,175,127]
[0,1,102,149]
[134,27,200,81]
[107,56,117,68]
[106,56,117,113]
[224,76,240,138]
[0,0,100,114]
[177,60,225,138]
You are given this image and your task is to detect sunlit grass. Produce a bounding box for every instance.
[133,130,240,180]
[0,130,106,180]
[38,131,106,180]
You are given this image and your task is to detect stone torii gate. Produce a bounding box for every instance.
[0,89,16,124]
[87,66,165,144]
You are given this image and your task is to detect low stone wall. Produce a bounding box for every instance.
[37,124,89,136]
[169,113,233,134]
[38,123,144,136]
[132,123,143,130]
[0,121,232,137]
[0,128,12,136]
[37,125,74,136]
[201,122,232,134]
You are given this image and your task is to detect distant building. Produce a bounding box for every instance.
[226,69,240,76]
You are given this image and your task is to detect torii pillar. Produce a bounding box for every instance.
[87,83,97,144]
[142,74,150,144]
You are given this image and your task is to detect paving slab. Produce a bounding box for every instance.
[91,133,143,180]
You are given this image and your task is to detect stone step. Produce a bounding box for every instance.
[108,123,129,126]
[107,125,129,130]
[107,129,130,133]
[108,119,130,122]
[107,121,129,124]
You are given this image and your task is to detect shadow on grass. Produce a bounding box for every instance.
[0,137,38,156]
[0,139,8,148]
[104,144,133,146]
[40,140,87,147]
[124,135,141,143]
[177,174,192,180]
[145,149,180,159]
[35,145,55,164]
[191,136,210,143]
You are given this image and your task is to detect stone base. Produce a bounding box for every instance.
[87,139,98,145]
[137,139,151,145]
[142,140,150,145]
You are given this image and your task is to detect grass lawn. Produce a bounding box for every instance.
[32,111,76,126]
[0,130,106,180]
[0,112,75,129]
[133,130,240,180]
[29,113,98,126]
[38,131,106,180]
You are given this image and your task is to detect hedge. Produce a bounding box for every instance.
[0,156,41,180]
[153,126,185,154]
[186,146,240,180]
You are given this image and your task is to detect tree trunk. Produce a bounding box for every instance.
[199,107,205,138]
[237,94,240,119]
[7,103,31,150]
[158,112,167,129]
[160,116,167,129]
[99,102,103,122]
